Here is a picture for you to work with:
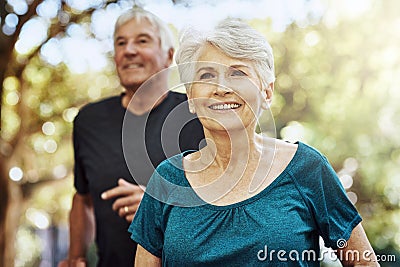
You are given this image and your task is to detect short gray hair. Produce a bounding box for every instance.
[176,18,275,89]
[114,7,174,52]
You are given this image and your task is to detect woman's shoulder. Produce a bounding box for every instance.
[296,141,329,164]
[272,139,327,162]
[273,139,298,154]
[266,139,298,176]
[152,152,189,186]
[147,151,203,206]
[281,141,337,185]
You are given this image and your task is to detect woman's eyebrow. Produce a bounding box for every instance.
[196,66,215,74]
[230,64,250,70]
[195,64,250,74]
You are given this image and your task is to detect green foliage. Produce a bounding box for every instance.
[1,0,399,265]
[253,0,400,253]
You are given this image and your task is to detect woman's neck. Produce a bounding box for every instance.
[201,127,264,171]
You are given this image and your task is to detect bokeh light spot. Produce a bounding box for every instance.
[62,107,79,122]
[42,122,56,136]
[3,76,20,91]
[346,191,358,204]
[5,92,20,105]
[53,165,68,179]
[280,121,305,142]
[8,0,28,15]
[339,174,353,189]
[26,208,50,229]
[9,166,23,181]
[43,139,57,153]
[5,13,19,28]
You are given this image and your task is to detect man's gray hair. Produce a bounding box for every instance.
[176,18,275,90]
[114,7,174,52]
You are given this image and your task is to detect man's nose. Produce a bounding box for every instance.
[125,41,138,54]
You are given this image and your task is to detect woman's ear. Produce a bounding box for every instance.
[266,82,274,100]
[187,86,196,114]
[261,82,274,110]
[188,99,196,114]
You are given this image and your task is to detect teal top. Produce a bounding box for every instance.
[128,142,362,266]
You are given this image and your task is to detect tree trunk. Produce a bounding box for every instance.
[0,155,23,267]
[0,157,10,266]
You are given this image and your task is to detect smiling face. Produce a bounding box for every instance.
[114,18,173,91]
[188,43,273,133]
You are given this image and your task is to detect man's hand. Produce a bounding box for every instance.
[58,258,86,267]
[101,178,145,222]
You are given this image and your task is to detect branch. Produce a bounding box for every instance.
[0,0,44,120]
[20,172,72,199]
[5,0,119,147]
[0,0,7,27]
[11,0,45,54]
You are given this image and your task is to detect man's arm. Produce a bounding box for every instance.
[337,223,379,266]
[101,178,145,222]
[59,193,95,267]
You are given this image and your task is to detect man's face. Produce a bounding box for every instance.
[114,18,172,91]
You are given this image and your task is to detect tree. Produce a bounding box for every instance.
[1,1,194,265]
[0,1,121,265]
[1,0,399,266]
[266,0,400,261]
[1,1,44,265]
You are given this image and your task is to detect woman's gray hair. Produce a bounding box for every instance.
[114,7,174,52]
[176,18,275,89]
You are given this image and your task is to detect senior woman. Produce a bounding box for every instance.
[128,18,378,266]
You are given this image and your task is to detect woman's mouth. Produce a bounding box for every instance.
[208,103,242,110]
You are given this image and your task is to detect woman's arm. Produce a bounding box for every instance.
[336,223,379,266]
[134,245,161,267]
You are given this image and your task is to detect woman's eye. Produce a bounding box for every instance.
[231,69,247,76]
[138,39,148,44]
[199,73,215,80]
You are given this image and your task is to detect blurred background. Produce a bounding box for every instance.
[0,0,399,266]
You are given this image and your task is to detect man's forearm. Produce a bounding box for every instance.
[68,193,95,259]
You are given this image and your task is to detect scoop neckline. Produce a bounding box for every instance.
[179,141,302,211]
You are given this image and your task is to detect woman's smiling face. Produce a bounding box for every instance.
[188,43,271,133]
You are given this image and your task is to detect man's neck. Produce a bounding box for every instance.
[122,85,169,116]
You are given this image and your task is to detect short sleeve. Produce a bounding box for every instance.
[128,172,165,258]
[318,158,362,248]
[293,146,362,249]
[73,114,89,194]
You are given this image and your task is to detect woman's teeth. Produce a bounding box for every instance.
[209,103,241,110]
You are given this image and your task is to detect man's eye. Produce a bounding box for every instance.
[199,73,215,79]
[116,41,126,46]
[231,69,247,76]
[138,38,149,44]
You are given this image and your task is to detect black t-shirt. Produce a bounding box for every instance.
[73,91,204,267]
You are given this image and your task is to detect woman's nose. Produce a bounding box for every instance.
[213,81,233,96]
